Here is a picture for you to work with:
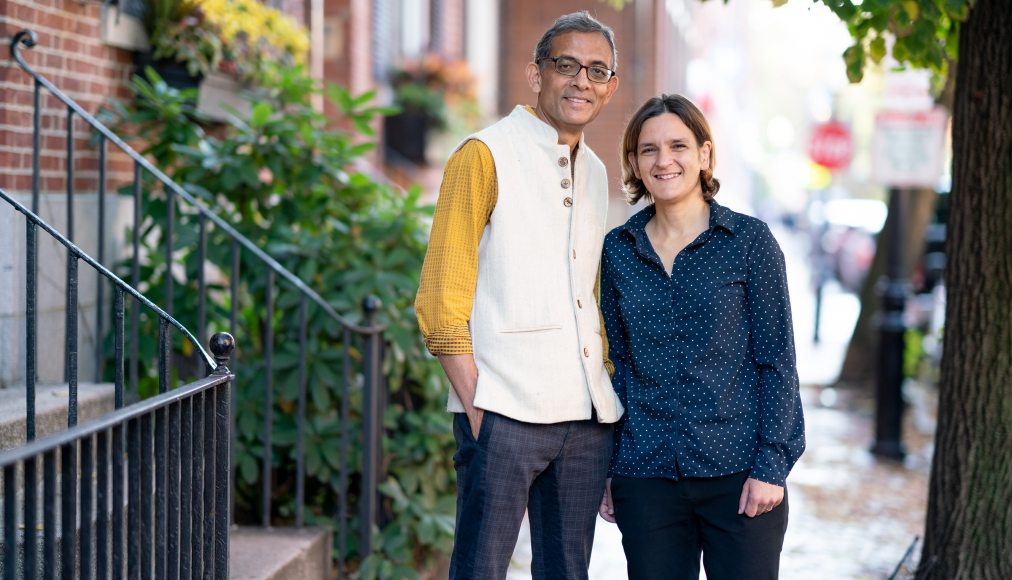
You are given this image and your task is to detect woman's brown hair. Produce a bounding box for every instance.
[621,94,720,205]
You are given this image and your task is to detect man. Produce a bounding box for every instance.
[415,11,622,580]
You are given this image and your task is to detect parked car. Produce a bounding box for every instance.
[807,197,888,293]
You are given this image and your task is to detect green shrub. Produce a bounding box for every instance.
[102,67,455,576]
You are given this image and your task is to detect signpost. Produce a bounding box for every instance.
[870,69,949,461]
[807,120,853,343]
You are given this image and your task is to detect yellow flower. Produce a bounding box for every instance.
[197,0,309,67]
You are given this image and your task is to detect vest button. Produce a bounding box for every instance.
[558,157,569,167]
[561,178,571,189]
[563,197,573,207]
[583,347,590,358]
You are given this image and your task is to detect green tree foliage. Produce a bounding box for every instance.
[102,68,455,577]
[603,0,970,84]
[801,0,970,84]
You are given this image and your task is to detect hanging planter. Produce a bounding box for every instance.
[133,50,203,90]
[137,0,308,90]
[384,110,432,165]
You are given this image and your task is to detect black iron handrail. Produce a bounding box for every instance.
[0,348,235,579]
[0,185,236,578]
[9,30,379,337]
[9,29,387,567]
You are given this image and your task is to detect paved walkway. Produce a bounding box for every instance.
[506,226,934,579]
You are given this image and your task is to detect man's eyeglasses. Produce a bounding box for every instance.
[541,56,616,84]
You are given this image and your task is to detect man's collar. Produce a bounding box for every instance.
[517,104,585,153]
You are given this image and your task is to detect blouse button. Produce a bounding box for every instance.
[583,347,590,358]
[558,157,569,167]
[563,197,573,207]
[577,299,583,308]
[561,178,571,189]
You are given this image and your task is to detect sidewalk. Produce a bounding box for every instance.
[507,226,934,579]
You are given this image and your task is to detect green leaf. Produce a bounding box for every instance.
[843,44,865,83]
[251,102,272,128]
[869,36,887,64]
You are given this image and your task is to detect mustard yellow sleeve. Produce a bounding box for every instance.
[596,274,615,378]
[415,140,497,355]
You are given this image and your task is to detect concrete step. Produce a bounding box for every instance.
[229,526,331,580]
[0,383,116,453]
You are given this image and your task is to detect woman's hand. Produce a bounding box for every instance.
[738,477,784,518]
[599,478,616,523]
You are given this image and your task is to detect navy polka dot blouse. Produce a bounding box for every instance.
[601,200,806,486]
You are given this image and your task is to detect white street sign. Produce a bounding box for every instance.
[872,108,948,188]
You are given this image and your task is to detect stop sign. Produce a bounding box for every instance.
[808,121,853,171]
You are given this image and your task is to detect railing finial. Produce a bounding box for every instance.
[11,29,38,57]
[210,332,236,375]
[362,296,382,325]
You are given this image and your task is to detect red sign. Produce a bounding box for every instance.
[808,121,853,171]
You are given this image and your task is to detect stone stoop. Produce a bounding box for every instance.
[229,526,331,580]
[0,383,116,454]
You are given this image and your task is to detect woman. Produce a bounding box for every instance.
[598,94,805,579]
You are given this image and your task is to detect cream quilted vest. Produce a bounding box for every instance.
[447,106,623,424]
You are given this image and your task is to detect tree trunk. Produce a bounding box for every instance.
[836,187,937,387]
[919,0,1012,576]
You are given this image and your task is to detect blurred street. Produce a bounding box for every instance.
[507,225,935,580]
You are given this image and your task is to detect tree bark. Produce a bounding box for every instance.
[919,0,1012,576]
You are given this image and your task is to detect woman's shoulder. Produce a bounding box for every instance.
[712,201,776,242]
[604,207,649,251]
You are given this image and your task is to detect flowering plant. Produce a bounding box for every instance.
[202,0,309,82]
[389,54,476,129]
[145,0,309,84]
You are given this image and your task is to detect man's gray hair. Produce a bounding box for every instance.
[533,11,618,72]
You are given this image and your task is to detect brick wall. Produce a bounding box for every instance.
[0,0,138,197]
[323,0,374,102]
[435,0,465,59]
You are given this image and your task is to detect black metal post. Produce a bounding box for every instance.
[165,187,174,319]
[32,79,40,213]
[96,136,107,383]
[337,326,351,580]
[64,108,75,385]
[24,456,38,579]
[296,297,307,527]
[43,450,57,579]
[60,442,77,580]
[198,215,207,358]
[67,256,79,426]
[131,163,141,395]
[97,430,110,580]
[229,241,239,527]
[812,197,830,344]
[359,296,382,560]
[114,288,125,409]
[81,435,94,580]
[27,221,37,441]
[871,187,908,460]
[3,465,15,580]
[262,271,274,527]
[211,333,235,580]
[167,402,181,580]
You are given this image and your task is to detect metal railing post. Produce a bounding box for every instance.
[211,333,235,580]
[359,296,382,560]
